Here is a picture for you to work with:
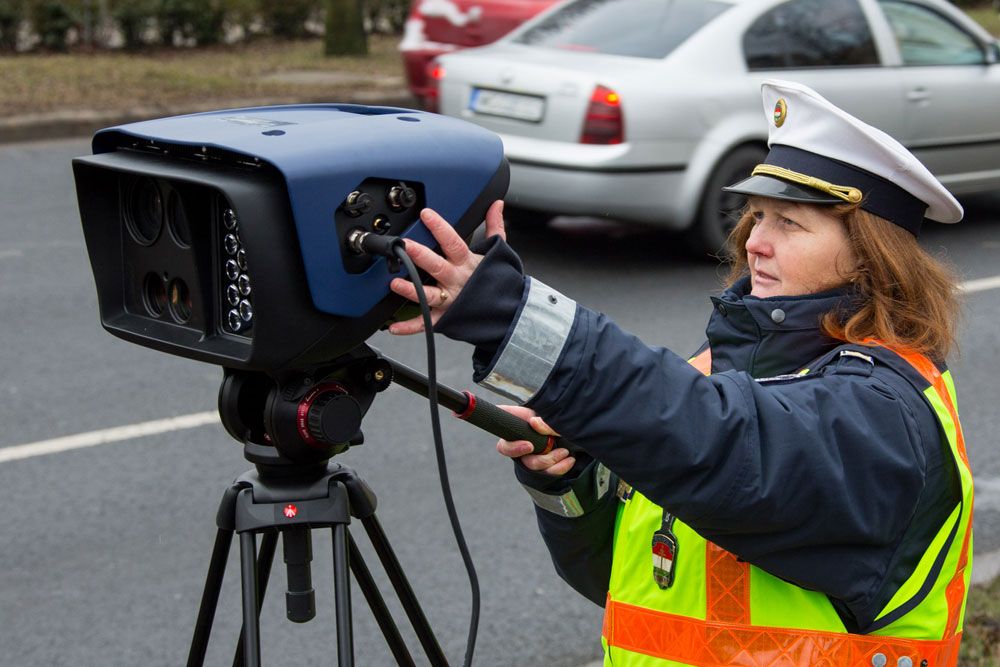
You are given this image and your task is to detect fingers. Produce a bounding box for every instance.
[401,237,454,284]
[485,200,506,241]
[496,439,575,476]
[420,208,471,265]
[496,405,559,437]
[390,278,450,308]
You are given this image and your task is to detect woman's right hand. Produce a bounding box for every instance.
[387,200,506,335]
[496,405,576,477]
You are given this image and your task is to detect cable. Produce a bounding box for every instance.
[392,244,481,667]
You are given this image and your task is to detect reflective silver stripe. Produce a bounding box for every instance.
[523,485,586,518]
[522,463,615,518]
[480,277,577,403]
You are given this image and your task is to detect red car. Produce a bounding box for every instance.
[400,0,557,110]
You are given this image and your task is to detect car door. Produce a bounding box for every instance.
[873,0,1000,193]
[742,0,906,135]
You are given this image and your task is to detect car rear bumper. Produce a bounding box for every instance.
[505,158,689,228]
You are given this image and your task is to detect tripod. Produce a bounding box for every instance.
[181,346,561,667]
[185,458,449,667]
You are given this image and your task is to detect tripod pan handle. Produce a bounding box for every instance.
[454,391,573,455]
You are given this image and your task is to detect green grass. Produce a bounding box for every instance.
[966,6,1000,38]
[960,574,1000,666]
[0,34,404,116]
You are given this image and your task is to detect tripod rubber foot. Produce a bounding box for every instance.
[286,590,317,623]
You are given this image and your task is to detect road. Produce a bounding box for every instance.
[0,138,998,666]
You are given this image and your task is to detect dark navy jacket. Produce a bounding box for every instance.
[435,236,961,633]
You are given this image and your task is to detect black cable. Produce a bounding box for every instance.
[393,244,480,667]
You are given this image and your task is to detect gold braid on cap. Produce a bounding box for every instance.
[752,164,863,204]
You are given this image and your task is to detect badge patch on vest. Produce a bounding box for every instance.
[652,512,679,589]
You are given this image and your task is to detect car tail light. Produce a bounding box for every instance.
[580,85,623,145]
[423,60,445,113]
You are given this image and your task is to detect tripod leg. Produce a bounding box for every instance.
[332,524,355,667]
[232,531,278,667]
[239,531,263,667]
[347,534,416,667]
[361,515,449,666]
[187,528,235,667]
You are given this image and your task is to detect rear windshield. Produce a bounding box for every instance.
[512,0,731,58]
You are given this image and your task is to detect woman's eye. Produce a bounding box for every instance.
[751,211,764,223]
[780,216,801,228]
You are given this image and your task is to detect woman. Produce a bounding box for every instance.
[390,80,973,666]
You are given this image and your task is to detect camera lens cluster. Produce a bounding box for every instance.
[221,207,254,335]
[123,176,195,325]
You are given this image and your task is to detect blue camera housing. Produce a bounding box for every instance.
[92,104,507,318]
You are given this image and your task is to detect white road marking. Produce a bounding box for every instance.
[961,275,1000,294]
[0,411,219,463]
[1,412,1000,585]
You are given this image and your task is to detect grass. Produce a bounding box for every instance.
[0,34,405,116]
[960,574,1000,665]
[967,6,1000,38]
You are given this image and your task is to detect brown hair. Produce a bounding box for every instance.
[723,203,962,360]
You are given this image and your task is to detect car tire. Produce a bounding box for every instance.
[686,145,767,258]
[503,204,554,228]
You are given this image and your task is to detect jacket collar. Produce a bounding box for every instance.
[706,277,853,378]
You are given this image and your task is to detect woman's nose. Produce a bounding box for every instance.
[745,221,772,257]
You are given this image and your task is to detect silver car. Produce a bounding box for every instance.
[436,0,1000,253]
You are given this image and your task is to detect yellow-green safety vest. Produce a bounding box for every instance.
[601,345,973,667]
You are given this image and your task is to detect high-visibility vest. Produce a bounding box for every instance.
[601,345,974,667]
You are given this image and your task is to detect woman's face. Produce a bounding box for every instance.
[745,197,857,298]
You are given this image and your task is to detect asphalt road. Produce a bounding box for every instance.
[0,138,998,666]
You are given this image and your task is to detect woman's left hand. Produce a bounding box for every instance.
[388,200,506,335]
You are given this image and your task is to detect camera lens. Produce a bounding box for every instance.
[236,249,248,271]
[224,234,240,255]
[142,272,167,317]
[239,300,253,322]
[125,177,163,245]
[227,309,243,332]
[226,283,241,306]
[167,190,192,248]
[238,274,252,297]
[167,278,192,324]
[223,208,238,231]
[225,259,240,281]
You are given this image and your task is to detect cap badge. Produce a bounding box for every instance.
[773,98,788,127]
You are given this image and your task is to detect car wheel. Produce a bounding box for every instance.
[503,204,554,228]
[687,145,767,258]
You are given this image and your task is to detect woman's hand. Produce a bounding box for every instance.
[496,405,576,477]
[388,200,506,335]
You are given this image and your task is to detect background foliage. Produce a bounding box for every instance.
[0,0,409,51]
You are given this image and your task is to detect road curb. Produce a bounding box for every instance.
[0,90,419,145]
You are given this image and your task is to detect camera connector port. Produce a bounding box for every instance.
[387,183,417,211]
[343,191,374,217]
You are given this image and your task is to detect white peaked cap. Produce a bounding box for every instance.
[725,79,963,234]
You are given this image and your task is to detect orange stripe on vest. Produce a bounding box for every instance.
[604,596,962,667]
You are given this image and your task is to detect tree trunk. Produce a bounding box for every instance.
[325,0,367,56]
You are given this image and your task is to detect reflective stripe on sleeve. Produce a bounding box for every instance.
[480,277,577,403]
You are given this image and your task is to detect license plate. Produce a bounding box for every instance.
[469,88,545,122]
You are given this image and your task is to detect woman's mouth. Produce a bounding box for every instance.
[754,269,779,285]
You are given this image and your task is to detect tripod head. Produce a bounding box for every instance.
[218,345,392,476]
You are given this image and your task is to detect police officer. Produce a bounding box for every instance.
[390,80,973,666]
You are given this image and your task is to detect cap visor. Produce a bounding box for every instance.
[722,174,844,205]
